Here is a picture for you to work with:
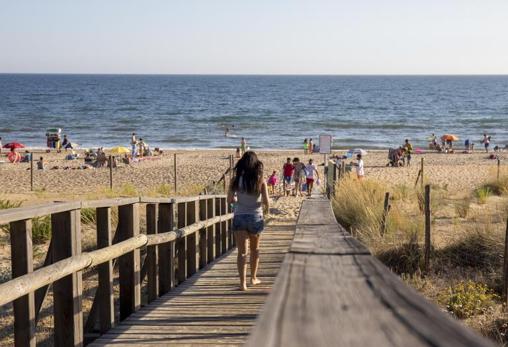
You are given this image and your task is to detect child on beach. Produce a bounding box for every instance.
[482,133,490,153]
[37,157,45,170]
[403,139,413,166]
[303,139,308,154]
[305,158,319,196]
[282,157,294,190]
[309,138,314,153]
[267,170,278,195]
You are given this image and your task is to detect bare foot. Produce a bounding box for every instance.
[251,278,262,285]
[239,284,248,291]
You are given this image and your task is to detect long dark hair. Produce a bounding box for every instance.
[231,151,264,194]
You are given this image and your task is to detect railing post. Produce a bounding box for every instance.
[424,185,431,274]
[96,207,115,333]
[117,204,141,320]
[221,197,227,253]
[52,210,83,347]
[215,197,222,257]
[146,204,159,303]
[186,200,199,277]
[199,198,208,269]
[158,203,175,294]
[207,198,216,263]
[228,200,234,248]
[10,219,36,347]
[176,202,187,284]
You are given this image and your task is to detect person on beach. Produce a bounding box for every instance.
[482,133,490,153]
[236,147,241,158]
[267,170,278,195]
[292,157,306,196]
[305,158,320,196]
[61,135,73,150]
[138,138,145,158]
[309,138,314,153]
[131,133,137,158]
[354,153,365,180]
[303,139,308,154]
[240,138,247,155]
[37,157,45,170]
[282,157,294,184]
[227,151,270,291]
[403,139,413,166]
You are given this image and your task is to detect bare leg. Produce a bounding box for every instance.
[249,233,261,285]
[235,231,249,291]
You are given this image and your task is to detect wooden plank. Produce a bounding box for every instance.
[186,201,198,277]
[158,203,175,295]
[207,198,216,263]
[215,197,222,257]
[199,199,208,269]
[176,202,187,284]
[117,204,141,320]
[81,197,140,209]
[220,198,228,254]
[96,207,115,333]
[52,210,84,347]
[290,224,369,255]
[10,219,36,347]
[296,199,337,225]
[146,204,159,303]
[0,201,81,225]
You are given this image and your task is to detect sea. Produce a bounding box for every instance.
[0,74,507,150]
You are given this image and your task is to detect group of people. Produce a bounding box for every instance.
[303,138,319,154]
[388,139,414,167]
[265,157,320,197]
[130,133,152,158]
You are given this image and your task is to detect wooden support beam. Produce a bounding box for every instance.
[52,210,83,347]
[186,201,199,277]
[158,203,175,295]
[199,199,208,269]
[10,219,36,347]
[215,197,222,257]
[146,204,159,303]
[176,202,187,284]
[207,198,216,263]
[117,204,141,321]
[221,198,227,254]
[96,207,115,332]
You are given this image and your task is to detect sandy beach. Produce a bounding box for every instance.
[0,148,504,202]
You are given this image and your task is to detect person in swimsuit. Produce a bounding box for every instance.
[227,151,270,291]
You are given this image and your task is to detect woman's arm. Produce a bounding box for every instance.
[261,182,270,213]
[227,184,236,205]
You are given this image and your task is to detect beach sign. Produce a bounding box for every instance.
[319,134,332,154]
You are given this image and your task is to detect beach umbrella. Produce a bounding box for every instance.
[3,142,25,149]
[441,134,459,142]
[347,148,368,156]
[110,146,130,155]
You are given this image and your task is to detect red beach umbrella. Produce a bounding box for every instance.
[3,142,25,149]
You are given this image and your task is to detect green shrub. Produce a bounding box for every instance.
[480,176,508,196]
[119,183,138,197]
[32,216,51,244]
[475,187,492,204]
[81,208,97,225]
[0,199,22,210]
[439,280,498,319]
[155,184,172,196]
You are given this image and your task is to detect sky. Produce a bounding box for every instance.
[1,0,508,75]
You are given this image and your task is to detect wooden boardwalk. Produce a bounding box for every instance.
[91,224,295,346]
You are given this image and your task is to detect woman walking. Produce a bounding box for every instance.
[227,151,270,291]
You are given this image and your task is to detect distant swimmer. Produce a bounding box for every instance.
[225,126,230,137]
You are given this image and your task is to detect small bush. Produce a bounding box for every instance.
[32,216,51,244]
[480,176,508,196]
[454,198,471,218]
[119,183,138,197]
[439,280,498,319]
[81,208,96,225]
[475,187,492,204]
[155,184,172,196]
[376,233,423,275]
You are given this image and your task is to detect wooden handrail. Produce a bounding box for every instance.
[0,214,233,307]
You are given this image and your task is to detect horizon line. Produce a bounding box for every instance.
[1,72,508,77]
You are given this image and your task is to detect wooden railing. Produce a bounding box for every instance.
[0,195,234,346]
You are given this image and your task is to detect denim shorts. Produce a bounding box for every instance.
[232,214,264,235]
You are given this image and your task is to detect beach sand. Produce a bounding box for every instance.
[0,148,503,202]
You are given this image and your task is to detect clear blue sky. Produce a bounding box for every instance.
[1,0,507,74]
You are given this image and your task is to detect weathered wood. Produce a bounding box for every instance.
[158,203,175,295]
[52,210,84,347]
[247,196,494,347]
[0,201,81,225]
[146,204,159,303]
[117,204,141,320]
[380,192,390,236]
[176,202,187,284]
[215,197,222,257]
[221,198,228,254]
[81,198,140,209]
[34,238,53,321]
[297,200,336,225]
[10,219,36,347]
[186,201,199,277]
[199,199,208,269]
[424,184,431,273]
[207,198,216,263]
[96,207,114,333]
[227,199,234,249]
